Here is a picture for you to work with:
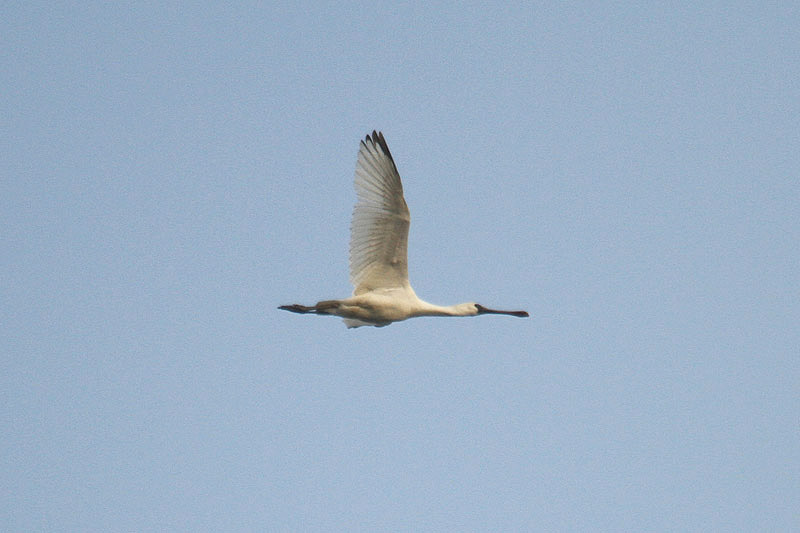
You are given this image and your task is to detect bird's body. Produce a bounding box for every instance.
[280,131,528,328]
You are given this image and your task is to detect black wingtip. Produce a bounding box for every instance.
[365,130,395,164]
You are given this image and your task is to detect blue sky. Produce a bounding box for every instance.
[2,2,798,530]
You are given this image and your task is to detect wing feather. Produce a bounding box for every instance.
[349,131,411,295]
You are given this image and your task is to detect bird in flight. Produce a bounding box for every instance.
[280,131,528,328]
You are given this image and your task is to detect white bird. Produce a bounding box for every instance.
[280,131,529,328]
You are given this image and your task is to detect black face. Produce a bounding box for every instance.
[475,304,529,318]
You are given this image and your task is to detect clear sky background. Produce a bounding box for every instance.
[3,2,798,531]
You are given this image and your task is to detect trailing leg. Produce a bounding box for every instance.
[278,300,341,315]
[278,304,316,314]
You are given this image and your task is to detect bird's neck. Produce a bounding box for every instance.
[413,300,471,317]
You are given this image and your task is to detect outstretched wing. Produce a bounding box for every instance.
[349,131,411,295]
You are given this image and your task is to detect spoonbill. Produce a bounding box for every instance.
[279,131,529,328]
